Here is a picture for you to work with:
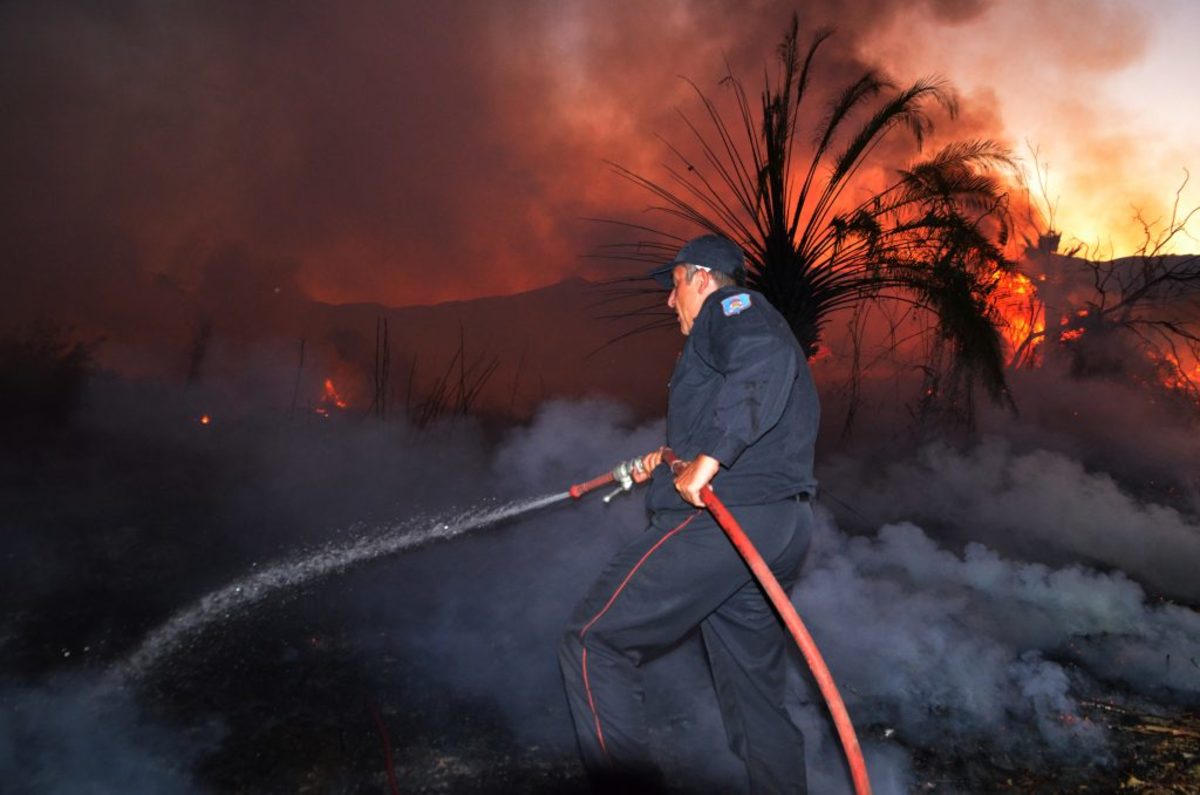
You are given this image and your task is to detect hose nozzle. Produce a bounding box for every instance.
[568,455,648,502]
[601,456,646,503]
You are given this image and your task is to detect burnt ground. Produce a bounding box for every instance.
[2,409,1199,794]
[134,614,1200,794]
[905,697,1200,794]
[143,606,590,794]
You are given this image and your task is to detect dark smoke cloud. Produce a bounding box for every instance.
[0,0,1009,329]
[924,0,992,25]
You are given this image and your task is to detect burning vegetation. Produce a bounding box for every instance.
[990,168,1200,405]
[314,377,349,417]
[992,268,1046,367]
[992,247,1200,404]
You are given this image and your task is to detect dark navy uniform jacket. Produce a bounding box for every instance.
[646,286,819,513]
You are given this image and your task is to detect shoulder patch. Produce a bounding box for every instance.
[721,293,752,316]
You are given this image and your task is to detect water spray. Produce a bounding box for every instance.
[569,449,873,795]
[117,492,571,681]
[120,446,866,794]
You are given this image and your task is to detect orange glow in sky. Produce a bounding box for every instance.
[2,1,1196,317]
[861,0,1199,257]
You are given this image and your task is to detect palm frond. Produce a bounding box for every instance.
[595,16,1017,415]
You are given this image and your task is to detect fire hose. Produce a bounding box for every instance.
[569,450,872,795]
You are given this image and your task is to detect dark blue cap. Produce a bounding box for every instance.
[648,234,746,289]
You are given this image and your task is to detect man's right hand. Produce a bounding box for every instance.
[632,447,665,484]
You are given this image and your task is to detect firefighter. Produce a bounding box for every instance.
[558,234,820,792]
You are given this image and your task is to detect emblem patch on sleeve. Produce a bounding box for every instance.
[721,293,752,316]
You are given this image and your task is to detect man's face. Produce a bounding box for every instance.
[667,264,710,336]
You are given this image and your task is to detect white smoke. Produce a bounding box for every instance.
[0,677,218,794]
[798,516,1199,755]
[335,401,1200,792]
[824,437,1200,602]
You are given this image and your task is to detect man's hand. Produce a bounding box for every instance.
[631,447,665,485]
[674,454,720,507]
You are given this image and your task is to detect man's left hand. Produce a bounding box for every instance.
[631,447,664,485]
[674,454,720,507]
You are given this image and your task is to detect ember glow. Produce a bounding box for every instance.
[314,378,349,417]
[1157,351,1200,394]
[323,379,348,409]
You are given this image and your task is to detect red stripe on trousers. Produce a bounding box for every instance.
[578,511,699,759]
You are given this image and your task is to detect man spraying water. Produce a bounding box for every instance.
[558,235,822,792]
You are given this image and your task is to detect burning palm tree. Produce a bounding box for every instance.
[599,15,1018,416]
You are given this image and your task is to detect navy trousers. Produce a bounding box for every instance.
[558,498,814,793]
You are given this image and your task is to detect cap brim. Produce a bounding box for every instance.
[647,263,677,290]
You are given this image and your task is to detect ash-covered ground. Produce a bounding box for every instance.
[3,373,1200,793]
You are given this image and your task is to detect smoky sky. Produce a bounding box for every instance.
[0,0,1035,318]
[4,0,1176,334]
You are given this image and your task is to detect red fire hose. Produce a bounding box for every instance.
[570,451,872,795]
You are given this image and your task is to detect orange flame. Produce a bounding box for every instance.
[314,378,349,417]
[988,263,1200,403]
[323,378,348,409]
[1157,351,1200,394]
[199,414,211,425]
[990,269,1046,365]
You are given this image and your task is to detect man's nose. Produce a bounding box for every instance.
[667,289,676,309]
